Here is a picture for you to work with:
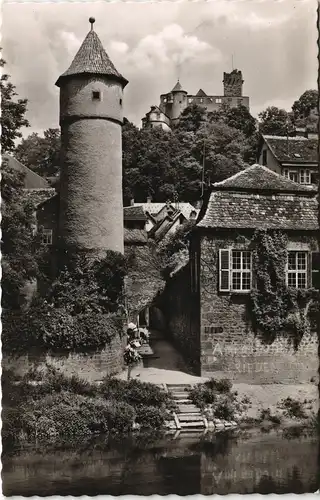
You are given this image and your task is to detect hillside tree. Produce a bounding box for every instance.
[0,56,29,153]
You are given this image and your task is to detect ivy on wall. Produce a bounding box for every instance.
[250,229,319,350]
[3,250,127,355]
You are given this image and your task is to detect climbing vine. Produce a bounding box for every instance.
[250,230,319,350]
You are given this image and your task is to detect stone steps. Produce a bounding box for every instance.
[171,392,190,399]
[178,414,204,422]
[177,405,199,413]
[166,383,205,429]
[179,421,205,428]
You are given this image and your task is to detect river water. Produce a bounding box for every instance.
[2,429,318,496]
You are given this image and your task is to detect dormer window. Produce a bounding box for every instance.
[92,91,101,101]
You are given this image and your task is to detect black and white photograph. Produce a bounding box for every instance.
[1,0,319,495]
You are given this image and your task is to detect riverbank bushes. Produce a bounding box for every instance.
[189,378,250,421]
[2,367,175,445]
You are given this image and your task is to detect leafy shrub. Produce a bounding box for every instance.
[189,384,216,409]
[135,405,166,429]
[258,408,281,424]
[205,378,232,394]
[190,378,233,409]
[2,249,127,355]
[278,397,307,419]
[269,414,281,425]
[2,407,23,442]
[16,391,136,442]
[213,395,235,420]
[100,377,172,409]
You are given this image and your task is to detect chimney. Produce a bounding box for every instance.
[130,198,134,206]
[147,196,152,203]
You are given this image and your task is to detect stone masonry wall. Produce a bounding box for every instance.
[223,70,243,97]
[199,231,319,383]
[161,264,201,374]
[3,332,127,382]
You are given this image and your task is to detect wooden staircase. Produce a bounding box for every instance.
[166,383,207,431]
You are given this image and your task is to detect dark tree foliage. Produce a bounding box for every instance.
[258,106,291,136]
[1,159,39,309]
[122,104,254,203]
[0,56,30,153]
[174,104,207,132]
[15,128,61,179]
[209,103,257,137]
[292,89,318,119]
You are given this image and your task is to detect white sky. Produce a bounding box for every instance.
[2,0,318,136]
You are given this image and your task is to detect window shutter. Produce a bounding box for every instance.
[311,252,320,290]
[219,249,230,292]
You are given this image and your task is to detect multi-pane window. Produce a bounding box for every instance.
[216,98,222,104]
[300,169,311,184]
[283,169,315,185]
[283,169,299,183]
[41,229,53,245]
[219,249,252,292]
[287,251,308,289]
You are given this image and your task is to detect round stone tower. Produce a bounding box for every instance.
[56,18,128,254]
[170,80,188,123]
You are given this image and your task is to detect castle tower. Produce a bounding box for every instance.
[56,18,128,254]
[223,69,243,97]
[170,80,188,123]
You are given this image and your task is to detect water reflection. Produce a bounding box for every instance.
[2,430,318,496]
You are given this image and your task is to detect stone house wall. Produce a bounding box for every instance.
[199,230,319,383]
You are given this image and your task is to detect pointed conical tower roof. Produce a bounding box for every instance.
[171,80,186,92]
[56,17,128,88]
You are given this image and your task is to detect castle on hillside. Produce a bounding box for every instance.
[142,69,250,131]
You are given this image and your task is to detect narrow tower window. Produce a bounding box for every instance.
[92,90,101,101]
[120,98,123,105]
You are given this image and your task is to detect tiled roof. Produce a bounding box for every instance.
[124,228,148,244]
[123,206,147,220]
[134,202,197,218]
[197,191,318,231]
[23,188,56,208]
[4,154,50,189]
[134,203,167,215]
[56,28,127,87]
[263,135,317,163]
[36,193,59,209]
[212,164,317,193]
[172,80,184,92]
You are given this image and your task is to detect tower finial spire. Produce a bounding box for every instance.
[89,17,95,31]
